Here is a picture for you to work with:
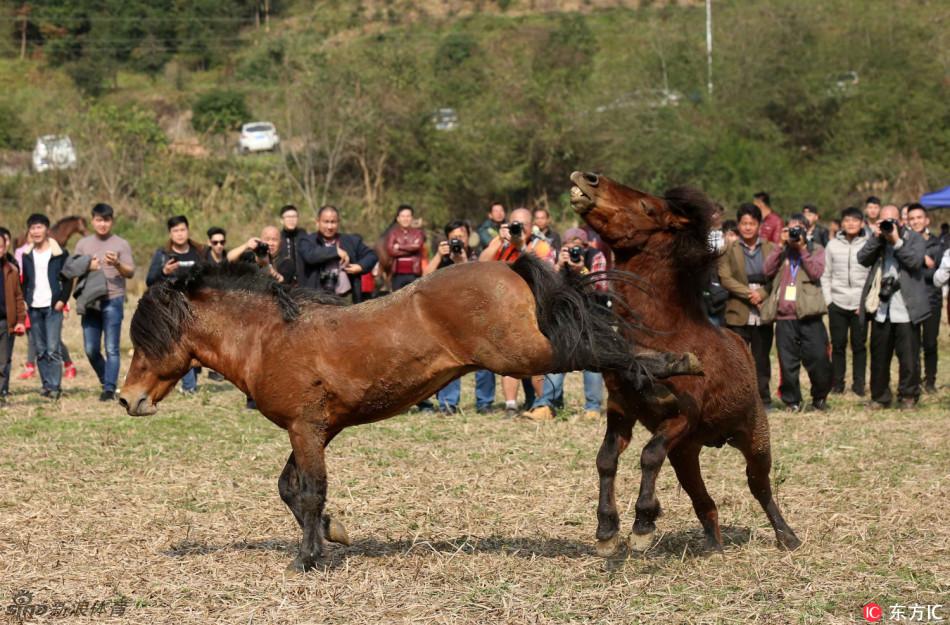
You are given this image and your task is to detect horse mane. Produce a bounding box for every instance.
[130,263,345,359]
[662,186,719,311]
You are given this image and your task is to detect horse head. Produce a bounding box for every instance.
[119,282,198,416]
[569,171,713,254]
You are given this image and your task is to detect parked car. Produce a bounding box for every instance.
[239,122,280,153]
[595,89,683,113]
[432,108,459,131]
[32,135,77,172]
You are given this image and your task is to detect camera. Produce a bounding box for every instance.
[788,226,805,242]
[879,275,900,302]
[253,240,270,258]
[568,246,583,263]
[449,238,464,255]
[880,219,897,234]
[508,221,523,238]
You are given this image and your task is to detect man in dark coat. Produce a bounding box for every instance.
[276,204,307,286]
[298,205,377,303]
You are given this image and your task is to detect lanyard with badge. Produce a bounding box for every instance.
[784,257,800,301]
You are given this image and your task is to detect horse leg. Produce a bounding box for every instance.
[278,451,350,546]
[594,400,635,557]
[286,423,330,572]
[668,442,722,552]
[629,414,690,552]
[735,418,802,551]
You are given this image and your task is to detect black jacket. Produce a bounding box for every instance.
[857,228,930,324]
[146,242,203,286]
[922,233,946,307]
[21,240,73,308]
[298,232,377,303]
[277,227,307,285]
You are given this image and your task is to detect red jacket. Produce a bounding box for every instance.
[385,227,425,276]
[2,259,26,333]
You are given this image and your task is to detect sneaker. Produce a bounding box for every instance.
[439,405,458,416]
[99,390,116,402]
[923,382,937,395]
[829,386,845,395]
[42,389,61,400]
[852,386,866,397]
[783,402,803,413]
[867,400,890,411]
[63,362,77,379]
[18,363,36,380]
[475,405,492,415]
[208,371,226,382]
[898,397,918,410]
[503,406,520,419]
[521,405,554,422]
[810,398,829,412]
[582,409,601,421]
[179,387,197,396]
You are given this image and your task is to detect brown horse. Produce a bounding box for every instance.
[569,171,801,556]
[14,215,88,248]
[119,257,699,572]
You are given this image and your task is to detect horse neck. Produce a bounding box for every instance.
[617,244,696,334]
[186,294,280,390]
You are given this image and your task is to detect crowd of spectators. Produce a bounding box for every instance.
[2,192,948,419]
[711,193,950,412]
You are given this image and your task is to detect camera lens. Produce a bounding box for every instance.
[509,222,523,237]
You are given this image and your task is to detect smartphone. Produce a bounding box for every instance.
[177,260,196,268]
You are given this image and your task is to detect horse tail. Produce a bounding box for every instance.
[507,254,653,388]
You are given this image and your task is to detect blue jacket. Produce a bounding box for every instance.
[21,239,73,308]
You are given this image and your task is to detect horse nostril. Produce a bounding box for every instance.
[583,172,599,186]
[118,396,130,410]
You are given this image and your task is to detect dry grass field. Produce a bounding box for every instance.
[1,305,947,624]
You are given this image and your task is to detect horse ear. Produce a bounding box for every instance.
[663,187,714,230]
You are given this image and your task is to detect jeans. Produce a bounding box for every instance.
[30,306,64,392]
[475,370,495,409]
[82,296,124,392]
[181,367,198,392]
[26,327,71,364]
[532,371,604,411]
[0,325,14,396]
[437,376,461,409]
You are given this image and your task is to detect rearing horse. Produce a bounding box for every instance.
[569,171,801,556]
[119,258,699,572]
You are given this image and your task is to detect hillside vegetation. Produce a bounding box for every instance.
[0,0,948,257]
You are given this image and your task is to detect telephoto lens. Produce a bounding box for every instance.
[880,219,896,233]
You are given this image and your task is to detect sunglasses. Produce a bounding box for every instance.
[211,239,226,246]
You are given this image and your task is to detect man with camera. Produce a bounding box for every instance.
[858,204,929,409]
[299,205,377,303]
[523,228,607,422]
[905,203,945,394]
[822,207,871,396]
[479,208,555,416]
[762,214,831,412]
[423,220,487,414]
[228,226,286,283]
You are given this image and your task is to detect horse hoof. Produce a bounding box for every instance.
[704,539,724,554]
[286,558,312,574]
[326,518,351,546]
[777,533,802,551]
[595,534,623,558]
[684,352,702,375]
[628,529,655,553]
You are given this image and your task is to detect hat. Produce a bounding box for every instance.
[563,227,589,243]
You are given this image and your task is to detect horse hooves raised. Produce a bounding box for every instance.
[326,518,351,546]
[628,529,656,553]
[595,533,624,558]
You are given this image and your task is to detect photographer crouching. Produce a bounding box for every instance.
[523,228,607,422]
[858,204,930,409]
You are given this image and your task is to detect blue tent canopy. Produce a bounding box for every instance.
[921,185,950,208]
